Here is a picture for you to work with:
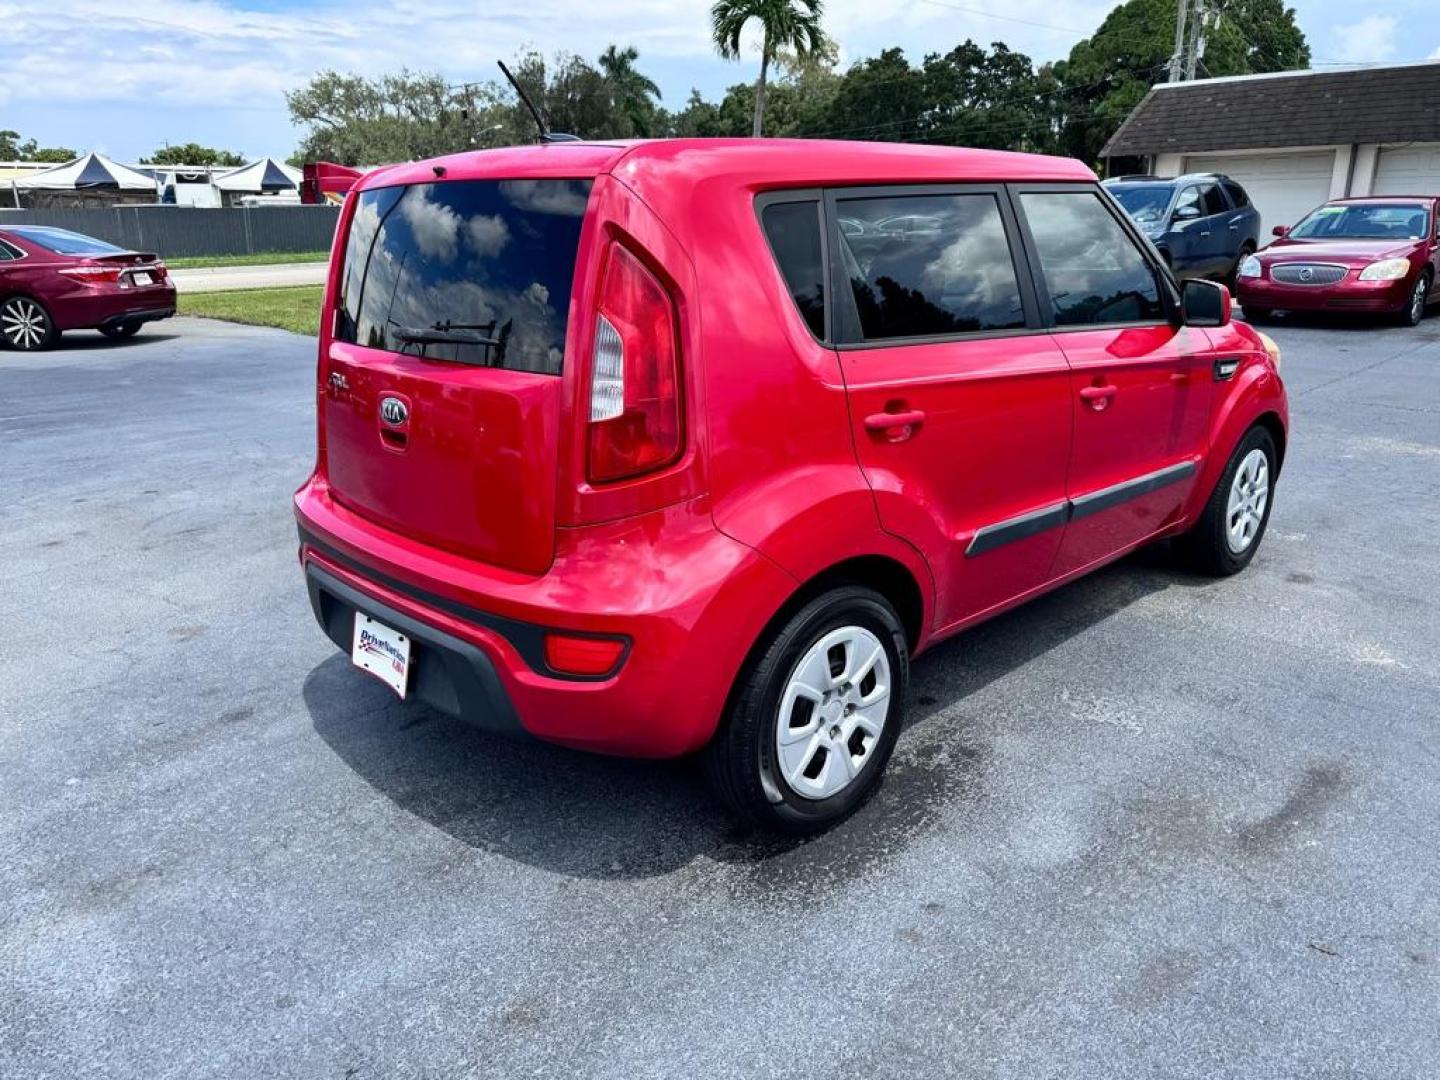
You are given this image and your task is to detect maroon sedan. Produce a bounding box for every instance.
[0,225,176,351]
[1235,197,1438,327]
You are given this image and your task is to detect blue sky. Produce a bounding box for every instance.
[3,0,1437,162]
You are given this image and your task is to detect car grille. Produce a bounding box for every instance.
[1270,263,1348,286]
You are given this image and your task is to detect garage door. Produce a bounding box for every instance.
[1185,151,1335,236]
[1372,144,1440,196]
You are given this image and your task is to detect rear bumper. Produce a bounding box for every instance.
[306,562,523,736]
[53,284,178,331]
[1236,275,1410,313]
[294,475,796,757]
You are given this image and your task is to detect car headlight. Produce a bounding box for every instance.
[1256,330,1282,373]
[1237,255,1262,279]
[1358,257,1410,281]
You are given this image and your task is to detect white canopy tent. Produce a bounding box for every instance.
[213,158,302,194]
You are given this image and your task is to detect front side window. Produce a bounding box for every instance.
[834,192,1026,341]
[337,178,592,375]
[760,201,826,339]
[1020,191,1165,327]
[1173,186,1202,218]
[1200,184,1229,217]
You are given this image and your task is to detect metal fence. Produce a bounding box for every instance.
[0,205,341,258]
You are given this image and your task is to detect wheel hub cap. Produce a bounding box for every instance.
[2,300,46,349]
[774,625,891,800]
[1225,448,1270,554]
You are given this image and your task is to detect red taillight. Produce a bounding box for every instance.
[152,262,169,281]
[587,244,682,484]
[58,265,124,286]
[543,632,627,677]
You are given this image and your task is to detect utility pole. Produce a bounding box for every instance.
[1168,0,1191,82]
[1184,0,1209,81]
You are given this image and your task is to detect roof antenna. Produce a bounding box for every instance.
[497,60,581,144]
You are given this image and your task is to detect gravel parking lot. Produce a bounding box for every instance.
[3,314,1437,1079]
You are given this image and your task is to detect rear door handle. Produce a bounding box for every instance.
[863,408,925,441]
[1080,384,1117,412]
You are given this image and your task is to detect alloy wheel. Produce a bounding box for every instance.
[2,298,49,350]
[1411,277,1428,325]
[774,625,891,800]
[1226,448,1270,554]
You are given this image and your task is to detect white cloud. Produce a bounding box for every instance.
[1330,15,1399,64]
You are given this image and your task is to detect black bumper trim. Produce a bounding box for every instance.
[98,307,175,331]
[306,562,525,736]
[298,526,627,681]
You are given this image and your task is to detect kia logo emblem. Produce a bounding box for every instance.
[379,396,408,426]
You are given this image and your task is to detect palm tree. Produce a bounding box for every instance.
[598,45,662,138]
[711,0,825,138]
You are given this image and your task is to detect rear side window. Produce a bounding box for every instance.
[1222,181,1248,208]
[834,192,1026,341]
[1020,191,1164,327]
[337,178,592,375]
[0,239,20,261]
[760,201,826,339]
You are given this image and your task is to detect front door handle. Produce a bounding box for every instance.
[863,408,925,442]
[1079,384,1117,412]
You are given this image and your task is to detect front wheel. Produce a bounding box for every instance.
[1178,425,1278,576]
[1,296,57,351]
[1400,271,1431,327]
[704,585,908,834]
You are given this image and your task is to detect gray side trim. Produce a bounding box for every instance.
[1068,461,1197,522]
[965,502,1070,558]
[964,460,1199,558]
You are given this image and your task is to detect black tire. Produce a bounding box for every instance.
[0,295,58,351]
[99,321,142,340]
[703,585,909,834]
[1240,306,1272,323]
[1178,425,1278,576]
[1226,242,1255,289]
[1400,270,1431,328]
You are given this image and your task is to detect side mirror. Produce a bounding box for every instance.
[1181,278,1231,328]
[1173,205,1201,222]
[1272,224,1290,237]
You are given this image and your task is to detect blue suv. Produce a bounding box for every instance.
[1104,173,1261,283]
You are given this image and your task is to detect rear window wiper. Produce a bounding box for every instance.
[389,321,503,348]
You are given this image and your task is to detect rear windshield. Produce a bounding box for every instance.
[5,226,128,256]
[337,178,592,375]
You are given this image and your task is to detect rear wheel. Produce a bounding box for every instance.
[1226,242,1255,289]
[99,321,142,340]
[1178,425,1277,576]
[704,585,908,834]
[1,296,57,351]
[1400,271,1431,327]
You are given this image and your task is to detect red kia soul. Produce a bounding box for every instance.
[295,139,1289,832]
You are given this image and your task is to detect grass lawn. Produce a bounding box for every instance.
[178,285,323,336]
[165,250,329,270]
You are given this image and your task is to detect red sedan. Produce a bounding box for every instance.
[0,225,175,351]
[1236,197,1438,326]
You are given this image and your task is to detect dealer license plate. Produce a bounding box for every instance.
[351,614,411,698]
[132,271,154,286]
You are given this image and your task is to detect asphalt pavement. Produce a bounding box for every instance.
[2,313,1437,1079]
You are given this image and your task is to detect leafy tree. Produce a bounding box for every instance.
[0,130,76,162]
[598,45,663,137]
[1054,0,1310,165]
[711,0,826,137]
[144,144,246,167]
[287,70,484,164]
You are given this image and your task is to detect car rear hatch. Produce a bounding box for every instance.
[320,171,599,575]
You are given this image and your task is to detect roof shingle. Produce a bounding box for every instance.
[1102,62,1440,158]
